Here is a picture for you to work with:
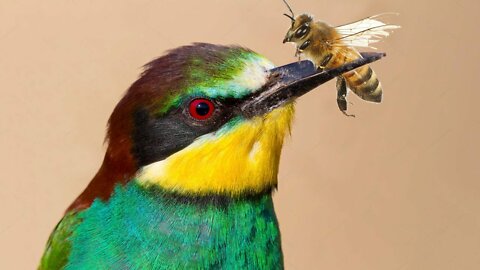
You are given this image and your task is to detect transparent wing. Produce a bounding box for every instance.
[333,13,400,49]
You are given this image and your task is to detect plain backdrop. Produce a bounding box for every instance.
[1,0,479,269]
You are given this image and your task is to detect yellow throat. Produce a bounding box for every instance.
[136,104,295,196]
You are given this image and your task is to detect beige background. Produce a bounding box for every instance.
[1,0,479,269]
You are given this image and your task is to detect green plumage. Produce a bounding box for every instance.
[40,181,283,269]
[40,212,81,270]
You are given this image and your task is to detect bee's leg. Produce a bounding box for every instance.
[336,76,355,117]
[318,53,333,71]
[295,47,301,61]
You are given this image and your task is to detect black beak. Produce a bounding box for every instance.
[241,52,386,118]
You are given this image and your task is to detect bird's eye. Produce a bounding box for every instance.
[295,24,310,38]
[188,98,215,120]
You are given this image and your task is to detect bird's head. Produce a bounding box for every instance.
[69,43,383,210]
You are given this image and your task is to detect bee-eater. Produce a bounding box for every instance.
[39,43,383,269]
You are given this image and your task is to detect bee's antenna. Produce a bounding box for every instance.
[283,13,295,21]
[282,0,295,21]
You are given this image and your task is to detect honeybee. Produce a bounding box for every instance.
[281,0,400,116]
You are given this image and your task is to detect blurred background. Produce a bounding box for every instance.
[1,0,479,269]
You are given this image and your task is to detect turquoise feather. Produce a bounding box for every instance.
[42,181,283,269]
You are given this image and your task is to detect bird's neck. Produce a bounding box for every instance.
[67,149,137,211]
[67,181,284,269]
[67,105,294,212]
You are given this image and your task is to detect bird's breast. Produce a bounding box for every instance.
[65,182,284,269]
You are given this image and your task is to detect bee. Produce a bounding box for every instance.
[281,0,400,116]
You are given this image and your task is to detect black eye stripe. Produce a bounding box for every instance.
[132,96,244,166]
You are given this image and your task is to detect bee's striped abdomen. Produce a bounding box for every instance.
[326,48,383,103]
[343,64,382,103]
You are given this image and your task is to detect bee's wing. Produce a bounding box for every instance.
[333,14,400,49]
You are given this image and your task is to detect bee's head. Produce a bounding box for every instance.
[283,14,313,44]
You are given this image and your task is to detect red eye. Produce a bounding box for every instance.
[188,98,215,120]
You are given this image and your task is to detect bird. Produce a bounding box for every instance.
[38,43,383,269]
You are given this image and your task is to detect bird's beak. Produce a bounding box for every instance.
[240,52,385,118]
